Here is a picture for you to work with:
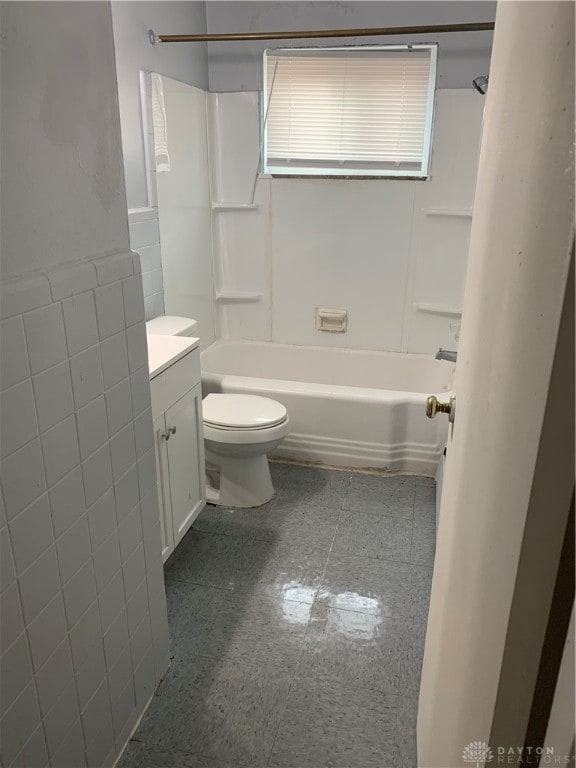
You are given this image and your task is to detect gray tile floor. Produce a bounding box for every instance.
[118,463,436,768]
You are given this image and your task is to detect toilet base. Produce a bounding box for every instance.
[205,450,275,508]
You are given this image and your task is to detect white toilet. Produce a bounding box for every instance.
[145,316,290,508]
[203,392,290,508]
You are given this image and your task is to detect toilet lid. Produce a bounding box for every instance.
[203,394,288,430]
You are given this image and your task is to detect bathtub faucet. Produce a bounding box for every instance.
[435,348,458,363]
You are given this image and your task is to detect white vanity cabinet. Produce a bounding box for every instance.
[148,336,205,562]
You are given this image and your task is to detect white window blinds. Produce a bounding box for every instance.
[263,45,437,177]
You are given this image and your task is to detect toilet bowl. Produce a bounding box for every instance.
[203,393,290,508]
[145,315,290,508]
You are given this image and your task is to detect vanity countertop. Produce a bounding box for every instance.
[147,334,200,380]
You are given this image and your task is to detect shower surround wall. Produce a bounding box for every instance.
[0,3,169,767]
[153,76,216,349]
[111,2,209,323]
[209,89,484,354]
[203,1,492,355]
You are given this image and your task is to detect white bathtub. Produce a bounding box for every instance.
[201,339,455,476]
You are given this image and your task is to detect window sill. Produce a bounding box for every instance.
[268,174,429,181]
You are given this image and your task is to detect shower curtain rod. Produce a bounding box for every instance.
[150,21,494,44]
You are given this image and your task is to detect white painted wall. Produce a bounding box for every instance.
[155,76,216,348]
[111,1,208,210]
[0,1,128,278]
[206,1,495,93]
[209,89,483,354]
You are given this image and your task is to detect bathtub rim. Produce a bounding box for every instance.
[201,338,455,398]
[202,370,452,404]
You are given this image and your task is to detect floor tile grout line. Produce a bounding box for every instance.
[307,473,351,614]
[164,576,235,591]
[169,641,411,711]
[408,482,418,563]
[165,576,235,591]
[264,481,351,768]
[168,548,430,593]
[264,665,299,768]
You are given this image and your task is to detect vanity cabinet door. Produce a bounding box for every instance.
[153,414,175,563]
[164,382,206,546]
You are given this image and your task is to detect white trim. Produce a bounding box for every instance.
[422,44,438,177]
[425,208,473,218]
[273,432,441,476]
[215,291,263,303]
[414,303,463,317]
[128,206,157,223]
[211,202,260,211]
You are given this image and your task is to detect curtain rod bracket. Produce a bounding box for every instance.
[148,29,158,47]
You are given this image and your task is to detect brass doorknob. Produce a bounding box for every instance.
[426,395,455,422]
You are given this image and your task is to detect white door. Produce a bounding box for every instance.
[418,3,574,766]
[153,414,174,563]
[165,383,206,546]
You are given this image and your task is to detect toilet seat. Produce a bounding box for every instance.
[203,394,288,431]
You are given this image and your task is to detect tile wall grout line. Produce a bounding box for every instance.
[2,373,54,762]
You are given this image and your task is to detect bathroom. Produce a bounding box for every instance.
[116,1,475,762]
[1,3,574,768]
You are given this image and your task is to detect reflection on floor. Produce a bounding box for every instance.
[118,462,436,768]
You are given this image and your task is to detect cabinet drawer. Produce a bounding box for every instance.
[150,348,201,419]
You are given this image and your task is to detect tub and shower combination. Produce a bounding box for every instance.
[201,340,455,477]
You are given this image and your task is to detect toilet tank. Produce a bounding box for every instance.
[145,315,198,337]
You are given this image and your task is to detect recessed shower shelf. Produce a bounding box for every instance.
[215,291,263,303]
[211,202,260,211]
[414,303,463,317]
[425,208,473,218]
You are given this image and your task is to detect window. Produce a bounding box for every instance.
[262,45,437,178]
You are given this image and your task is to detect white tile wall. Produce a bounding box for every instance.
[49,468,85,538]
[1,316,30,390]
[32,361,75,434]
[95,283,126,340]
[100,332,130,391]
[70,344,105,410]
[62,292,100,357]
[114,466,140,522]
[128,209,165,322]
[126,323,148,373]
[76,396,109,461]
[0,251,169,768]
[9,495,53,575]
[0,380,38,459]
[23,303,68,375]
